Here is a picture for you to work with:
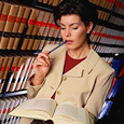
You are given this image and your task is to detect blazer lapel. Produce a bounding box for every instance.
[49,47,100,87]
[64,49,100,78]
[49,45,67,88]
[50,46,67,74]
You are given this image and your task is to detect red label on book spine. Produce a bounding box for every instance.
[5,66,10,71]
[21,18,27,24]
[8,108,11,113]
[0,67,5,71]
[22,65,25,70]
[0,14,8,21]
[7,15,16,22]
[16,17,22,23]
[3,109,6,114]
[16,67,20,71]
[11,66,15,71]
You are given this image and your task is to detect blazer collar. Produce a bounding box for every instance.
[50,46,100,77]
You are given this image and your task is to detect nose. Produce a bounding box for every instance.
[65,28,71,37]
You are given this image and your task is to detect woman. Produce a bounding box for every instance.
[19,0,115,124]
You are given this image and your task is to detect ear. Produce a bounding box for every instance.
[87,21,94,34]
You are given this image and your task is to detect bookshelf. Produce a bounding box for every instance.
[0,0,124,124]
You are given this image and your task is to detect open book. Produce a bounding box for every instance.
[9,98,93,124]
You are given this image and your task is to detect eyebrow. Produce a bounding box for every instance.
[59,22,79,26]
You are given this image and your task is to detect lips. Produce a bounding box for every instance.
[66,40,73,44]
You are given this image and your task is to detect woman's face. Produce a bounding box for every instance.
[60,14,92,51]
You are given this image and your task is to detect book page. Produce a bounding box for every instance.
[9,98,56,120]
[53,103,87,124]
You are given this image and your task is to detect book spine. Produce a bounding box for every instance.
[27,10,45,50]
[0,56,13,94]
[44,15,60,45]
[20,57,35,90]
[1,99,11,124]
[56,29,62,44]
[0,4,19,49]
[6,56,20,92]
[37,0,43,3]
[9,97,20,124]
[0,1,3,12]
[0,56,9,93]
[13,57,26,92]
[0,56,4,87]
[38,13,54,49]
[0,1,3,29]
[45,21,56,45]
[0,2,11,42]
[42,14,54,47]
[21,8,40,50]
[12,7,31,50]
[52,0,60,7]
[0,100,6,120]
[32,11,51,50]
[7,6,25,49]
[4,98,15,124]
[42,0,49,4]
[47,27,60,44]
[48,0,54,5]
[9,57,25,92]
[15,56,31,91]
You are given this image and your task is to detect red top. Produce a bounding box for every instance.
[63,52,87,73]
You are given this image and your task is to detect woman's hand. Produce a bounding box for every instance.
[32,51,50,85]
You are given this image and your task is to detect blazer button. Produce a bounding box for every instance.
[57,91,61,95]
[62,76,67,81]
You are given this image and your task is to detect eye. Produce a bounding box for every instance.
[60,26,65,30]
[72,27,78,30]
[60,27,65,30]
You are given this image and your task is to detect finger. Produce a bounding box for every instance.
[38,51,50,59]
[45,57,50,66]
[35,58,49,67]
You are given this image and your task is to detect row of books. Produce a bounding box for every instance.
[90,0,124,22]
[109,15,124,26]
[0,95,27,124]
[112,0,124,15]
[102,57,114,65]
[0,0,123,50]
[96,43,124,55]
[109,11,124,26]
[90,25,124,54]
[20,9,62,50]
[89,0,114,10]
[0,1,62,50]
[0,53,123,95]
[89,0,124,11]
[0,55,36,94]
[36,0,64,7]
[89,0,114,21]
[0,1,31,50]
[108,0,124,26]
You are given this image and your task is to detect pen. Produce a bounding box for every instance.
[48,40,67,54]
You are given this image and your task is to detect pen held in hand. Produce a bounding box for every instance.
[48,41,67,55]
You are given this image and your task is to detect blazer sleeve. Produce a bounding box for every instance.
[26,74,45,99]
[26,44,57,99]
[84,67,115,121]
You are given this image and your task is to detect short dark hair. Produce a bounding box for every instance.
[53,0,98,30]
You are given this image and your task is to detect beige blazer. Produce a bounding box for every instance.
[20,44,115,124]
